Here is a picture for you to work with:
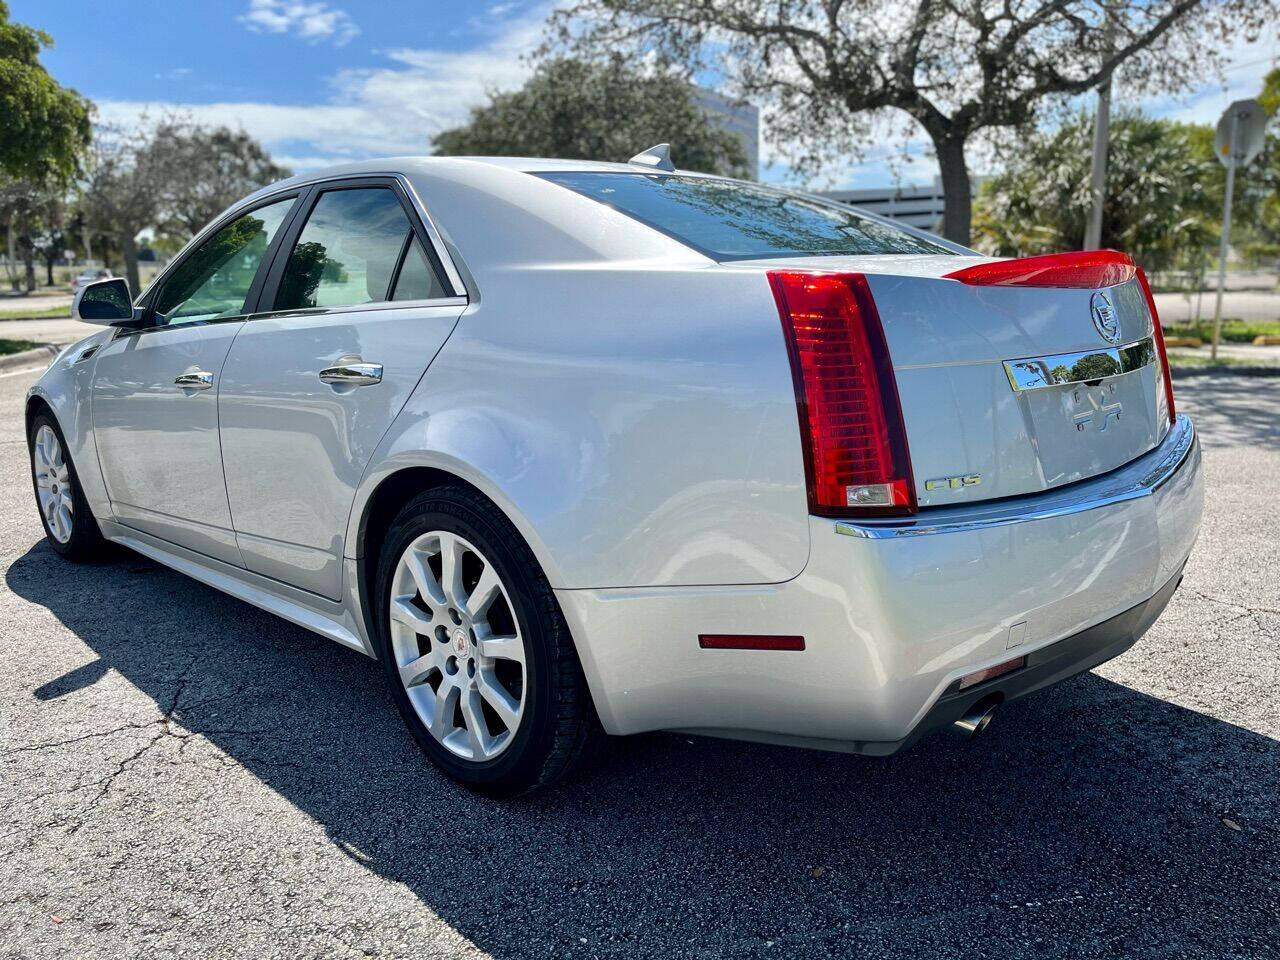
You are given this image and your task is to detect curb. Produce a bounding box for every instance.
[1171,365,1280,379]
[0,343,59,373]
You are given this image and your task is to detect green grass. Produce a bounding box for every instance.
[0,339,38,356]
[0,305,70,321]
[1162,319,1280,343]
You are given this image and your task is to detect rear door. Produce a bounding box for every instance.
[91,196,299,564]
[217,178,466,600]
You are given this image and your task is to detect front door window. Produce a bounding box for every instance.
[153,198,295,326]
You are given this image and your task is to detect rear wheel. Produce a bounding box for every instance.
[28,412,108,562]
[373,486,596,796]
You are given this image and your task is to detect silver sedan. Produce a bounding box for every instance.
[26,151,1202,795]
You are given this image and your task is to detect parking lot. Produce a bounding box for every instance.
[1,365,1276,959]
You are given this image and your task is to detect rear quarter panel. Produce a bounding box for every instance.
[350,264,811,589]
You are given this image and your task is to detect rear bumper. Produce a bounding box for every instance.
[557,415,1203,751]
[878,562,1184,755]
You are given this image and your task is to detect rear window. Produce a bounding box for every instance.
[538,172,951,260]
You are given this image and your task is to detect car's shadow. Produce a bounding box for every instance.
[7,543,1277,958]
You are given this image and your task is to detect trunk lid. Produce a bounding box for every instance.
[735,254,1171,507]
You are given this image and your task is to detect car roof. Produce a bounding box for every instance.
[239,155,719,206]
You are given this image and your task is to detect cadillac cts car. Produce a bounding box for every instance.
[27,149,1203,795]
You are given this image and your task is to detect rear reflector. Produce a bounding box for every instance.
[1136,267,1177,426]
[768,271,916,517]
[944,250,1137,289]
[699,634,805,651]
[957,656,1026,691]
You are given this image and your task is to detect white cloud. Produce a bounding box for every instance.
[239,0,360,47]
[1136,35,1279,127]
[98,6,551,171]
[101,1,1275,189]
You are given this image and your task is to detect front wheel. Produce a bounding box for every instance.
[373,486,597,796]
[28,412,108,562]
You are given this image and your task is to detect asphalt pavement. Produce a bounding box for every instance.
[0,365,1277,959]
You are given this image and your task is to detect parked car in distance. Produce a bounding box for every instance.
[28,149,1203,795]
[69,268,111,293]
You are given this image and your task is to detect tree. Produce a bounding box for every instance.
[33,207,71,287]
[77,119,289,295]
[433,56,749,177]
[144,118,291,241]
[972,112,1218,270]
[77,127,162,296]
[0,177,63,292]
[552,0,1276,245]
[0,1,91,182]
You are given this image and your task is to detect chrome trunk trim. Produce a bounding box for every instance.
[1003,337,1156,392]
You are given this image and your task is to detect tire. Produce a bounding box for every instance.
[28,410,109,562]
[373,485,598,796]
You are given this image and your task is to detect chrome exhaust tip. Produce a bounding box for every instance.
[951,700,998,739]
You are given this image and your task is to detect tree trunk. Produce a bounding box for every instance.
[19,232,36,293]
[120,233,141,297]
[5,223,17,291]
[45,254,55,287]
[933,134,973,247]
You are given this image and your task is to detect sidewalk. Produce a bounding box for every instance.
[1154,289,1279,324]
[0,291,71,315]
[0,317,96,344]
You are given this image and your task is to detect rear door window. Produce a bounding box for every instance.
[391,237,448,301]
[274,187,437,310]
[539,172,951,259]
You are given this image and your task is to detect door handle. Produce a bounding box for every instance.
[319,361,383,386]
[174,371,214,390]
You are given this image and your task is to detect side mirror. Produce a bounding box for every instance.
[72,277,136,326]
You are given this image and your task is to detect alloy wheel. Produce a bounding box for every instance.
[388,530,527,761]
[33,424,73,544]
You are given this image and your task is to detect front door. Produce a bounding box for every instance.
[91,197,297,565]
[218,181,465,599]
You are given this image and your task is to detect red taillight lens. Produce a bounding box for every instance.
[944,250,1136,289]
[1136,267,1176,426]
[768,271,915,517]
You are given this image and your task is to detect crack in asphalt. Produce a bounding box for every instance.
[1190,590,1280,617]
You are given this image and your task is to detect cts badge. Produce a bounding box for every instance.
[924,474,982,492]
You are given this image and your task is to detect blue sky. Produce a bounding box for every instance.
[13,0,1280,188]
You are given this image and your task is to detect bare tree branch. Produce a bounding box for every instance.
[549,0,1275,243]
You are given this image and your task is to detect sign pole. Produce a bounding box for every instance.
[1211,110,1240,362]
[1084,5,1115,250]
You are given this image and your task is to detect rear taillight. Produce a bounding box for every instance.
[1136,267,1176,426]
[944,250,1136,289]
[768,271,915,516]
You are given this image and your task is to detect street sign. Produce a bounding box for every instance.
[1214,99,1267,167]
[1209,98,1269,360]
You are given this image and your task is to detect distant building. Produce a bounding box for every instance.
[693,88,759,179]
[817,183,949,232]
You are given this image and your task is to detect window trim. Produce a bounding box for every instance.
[125,171,469,338]
[126,192,306,336]
[535,170,956,262]
[253,176,456,319]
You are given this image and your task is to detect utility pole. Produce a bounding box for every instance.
[1084,6,1115,251]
